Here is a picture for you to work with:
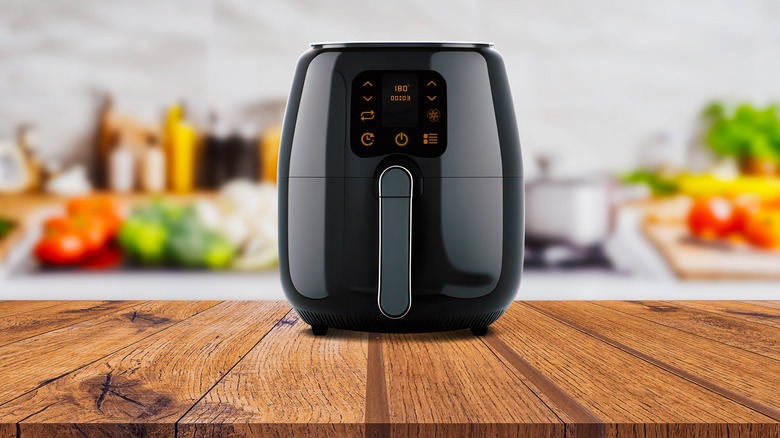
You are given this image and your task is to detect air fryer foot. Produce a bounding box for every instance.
[311,324,329,336]
[471,327,489,336]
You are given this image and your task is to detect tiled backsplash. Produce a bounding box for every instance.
[1,0,777,175]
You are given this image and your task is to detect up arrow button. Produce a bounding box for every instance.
[426,80,437,87]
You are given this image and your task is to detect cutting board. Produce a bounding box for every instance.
[642,221,780,280]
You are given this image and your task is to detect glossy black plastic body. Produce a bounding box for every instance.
[278,43,524,332]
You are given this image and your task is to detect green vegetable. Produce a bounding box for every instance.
[166,230,209,267]
[703,101,780,161]
[622,170,678,196]
[118,201,236,269]
[166,228,235,269]
[119,218,167,265]
[203,236,236,269]
[0,217,15,240]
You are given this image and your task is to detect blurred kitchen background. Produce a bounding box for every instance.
[1,0,779,299]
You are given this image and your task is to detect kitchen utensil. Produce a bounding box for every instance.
[525,155,614,248]
[278,42,524,335]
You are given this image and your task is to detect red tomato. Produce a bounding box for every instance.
[745,210,780,250]
[42,215,110,255]
[80,246,123,270]
[35,231,87,265]
[687,196,735,239]
[730,195,762,234]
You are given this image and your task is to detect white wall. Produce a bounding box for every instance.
[1,0,778,175]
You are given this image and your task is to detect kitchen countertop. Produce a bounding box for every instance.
[3,194,780,301]
[0,192,212,265]
[0,300,778,437]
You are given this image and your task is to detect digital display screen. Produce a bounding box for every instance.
[350,70,446,158]
[382,74,418,128]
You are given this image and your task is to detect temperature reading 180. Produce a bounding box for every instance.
[382,74,418,127]
[390,83,412,102]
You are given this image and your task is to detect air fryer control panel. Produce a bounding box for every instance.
[350,70,447,157]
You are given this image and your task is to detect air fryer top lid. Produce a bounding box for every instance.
[310,41,493,49]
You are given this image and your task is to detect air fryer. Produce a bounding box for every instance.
[278,42,524,335]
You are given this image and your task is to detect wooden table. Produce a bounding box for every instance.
[0,301,778,437]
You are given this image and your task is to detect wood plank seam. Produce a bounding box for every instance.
[0,302,66,319]
[173,308,296,437]
[481,327,605,438]
[0,301,147,349]
[479,333,567,424]
[365,333,389,438]
[741,301,780,311]
[590,301,780,364]
[663,300,780,331]
[524,302,780,423]
[0,301,223,414]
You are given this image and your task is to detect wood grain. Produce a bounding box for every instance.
[489,303,775,437]
[381,330,563,438]
[0,301,219,406]
[482,332,603,438]
[742,300,780,311]
[0,301,64,318]
[1,300,779,437]
[0,423,13,438]
[597,300,780,361]
[179,312,369,438]
[529,301,780,418]
[671,300,780,329]
[16,423,170,438]
[0,301,288,437]
[0,301,139,347]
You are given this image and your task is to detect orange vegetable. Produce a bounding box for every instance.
[71,215,111,254]
[66,195,123,238]
[744,210,780,250]
[41,215,110,255]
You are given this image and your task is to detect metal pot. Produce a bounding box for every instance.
[525,156,615,248]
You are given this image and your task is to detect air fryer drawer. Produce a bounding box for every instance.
[344,177,504,299]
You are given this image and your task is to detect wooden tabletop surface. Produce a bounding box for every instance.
[0,300,778,438]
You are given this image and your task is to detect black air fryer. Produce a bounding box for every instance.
[278,42,523,335]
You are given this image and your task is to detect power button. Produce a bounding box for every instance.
[394,132,409,147]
